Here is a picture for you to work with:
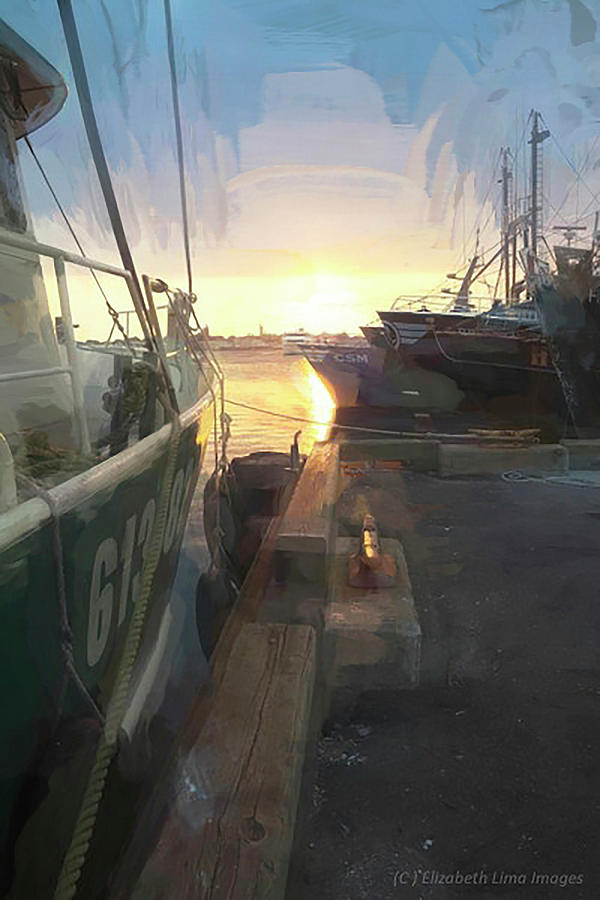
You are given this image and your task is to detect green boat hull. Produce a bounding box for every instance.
[0,395,214,879]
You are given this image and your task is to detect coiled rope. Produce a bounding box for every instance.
[502,469,600,488]
[53,397,181,900]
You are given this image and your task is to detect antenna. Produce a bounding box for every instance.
[552,225,587,247]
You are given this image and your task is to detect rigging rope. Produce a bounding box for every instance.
[53,393,182,900]
[164,289,224,566]
[52,5,194,897]
[502,469,600,488]
[163,0,193,295]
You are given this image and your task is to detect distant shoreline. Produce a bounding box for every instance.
[208,335,367,352]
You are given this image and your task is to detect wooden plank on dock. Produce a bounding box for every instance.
[275,441,339,582]
[131,623,316,900]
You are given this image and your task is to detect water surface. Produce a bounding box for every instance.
[216,348,334,460]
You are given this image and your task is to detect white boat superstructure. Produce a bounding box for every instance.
[282,328,311,355]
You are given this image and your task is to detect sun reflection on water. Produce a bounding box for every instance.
[300,358,336,442]
[213,350,337,459]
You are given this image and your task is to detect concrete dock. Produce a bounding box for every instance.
[287,436,600,900]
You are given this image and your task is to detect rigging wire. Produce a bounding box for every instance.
[578,131,600,181]
[541,136,600,233]
[447,116,532,293]
[57,0,146,325]
[163,0,193,295]
[454,147,503,272]
[545,180,577,231]
[4,45,137,350]
[541,113,600,217]
[24,136,135,352]
[571,189,600,225]
[393,117,533,307]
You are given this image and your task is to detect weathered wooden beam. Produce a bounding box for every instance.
[109,480,299,900]
[275,441,340,583]
[131,623,316,899]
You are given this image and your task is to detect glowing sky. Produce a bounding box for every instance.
[3,1,600,336]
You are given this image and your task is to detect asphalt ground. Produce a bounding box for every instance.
[288,468,600,899]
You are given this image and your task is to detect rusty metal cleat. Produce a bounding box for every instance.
[348,514,397,589]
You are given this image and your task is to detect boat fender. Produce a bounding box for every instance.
[203,472,239,560]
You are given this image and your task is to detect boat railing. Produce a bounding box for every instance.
[0,230,152,456]
[389,294,499,314]
[105,304,169,342]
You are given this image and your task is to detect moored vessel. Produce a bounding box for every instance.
[0,11,219,896]
[306,120,581,438]
[375,133,569,434]
[303,329,465,413]
[282,328,311,355]
[530,235,600,437]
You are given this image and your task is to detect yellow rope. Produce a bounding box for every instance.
[53,402,182,900]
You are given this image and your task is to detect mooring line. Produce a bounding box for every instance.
[224,398,538,443]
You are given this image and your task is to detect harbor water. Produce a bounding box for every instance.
[216,349,335,459]
[173,346,335,671]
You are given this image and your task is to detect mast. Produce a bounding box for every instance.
[456,252,479,307]
[501,148,512,300]
[528,111,550,258]
[444,239,504,306]
[445,231,480,308]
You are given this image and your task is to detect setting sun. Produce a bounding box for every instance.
[303,273,358,334]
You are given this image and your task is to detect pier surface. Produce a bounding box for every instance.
[288,463,600,900]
